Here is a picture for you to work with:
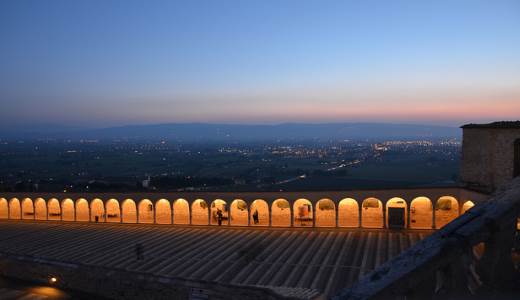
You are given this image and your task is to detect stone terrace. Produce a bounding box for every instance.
[0,221,431,299]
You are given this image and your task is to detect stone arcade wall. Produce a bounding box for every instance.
[0,253,319,300]
[333,177,520,300]
[0,187,489,229]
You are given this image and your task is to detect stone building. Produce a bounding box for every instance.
[460,121,520,192]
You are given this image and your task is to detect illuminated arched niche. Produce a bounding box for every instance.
[90,198,105,222]
[293,198,313,227]
[230,199,248,226]
[0,198,8,219]
[138,199,154,224]
[47,198,61,221]
[461,200,475,214]
[250,199,269,226]
[34,198,47,220]
[174,199,190,225]
[271,199,291,227]
[21,198,34,220]
[191,199,208,225]
[75,198,89,222]
[315,198,336,227]
[338,198,359,227]
[410,197,433,229]
[435,196,459,229]
[155,199,171,224]
[361,197,383,228]
[210,199,228,225]
[105,199,120,223]
[61,198,75,221]
[122,199,137,223]
[9,198,21,219]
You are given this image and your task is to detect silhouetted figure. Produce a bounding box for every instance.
[95,215,99,223]
[135,243,144,261]
[217,209,223,226]
[253,209,259,224]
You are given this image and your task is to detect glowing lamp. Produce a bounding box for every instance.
[49,277,57,284]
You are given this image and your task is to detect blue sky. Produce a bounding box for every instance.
[0,0,519,128]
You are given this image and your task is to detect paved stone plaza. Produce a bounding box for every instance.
[0,221,431,299]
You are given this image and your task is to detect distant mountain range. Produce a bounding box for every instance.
[0,123,461,141]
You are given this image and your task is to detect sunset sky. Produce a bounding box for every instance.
[0,0,519,128]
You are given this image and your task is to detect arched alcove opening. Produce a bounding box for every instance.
[138,199,154,224]
[361,197,383,228]
[173,199,190,225]
[316,198,336,227]
[191,199,208,225]
[462,201,475,214]
[294,198,313,227]
[47,198,61,221]
[272,199,291,227]
[61,198,74,221]
[210,199,228,225]
[250,199,269,226]
[105,199,120,223]
[410,197,433,229]
[34,198,47,220]
[90,198,105,222]
[338,198,359,227]
[75,198,89,222]
[9,198,21,219]
[155,199,171,224]
[230,199,248,226]
[21,198,34,220]
[435,196,459,229]
[0,198,8,219]
[386,197,407,229]
[121,199,137,223]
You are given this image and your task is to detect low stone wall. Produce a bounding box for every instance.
[0,252,317,300]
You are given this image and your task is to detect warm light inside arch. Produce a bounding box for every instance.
[435,196,459,229]
[210,199,228,225]
[461,200,475,214]
[230,199,248,226]
[121,199,137,223]
[155,199,171,224]
[410,197,433,229]
[271,198,291,227]
[250,199,269,226]
[0,198,8,219]
[34,198,47,220]
[138,199,154,224]
[90,198,105,222]
[21,198,34,220]
[61,198,74,221]
[75,198,89,222]
[174,199,190,225]
[338,198,359,227]
[315,198,336,227]
[191,199,208,225]
[361,197,383,228]
[105,199,120,223]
